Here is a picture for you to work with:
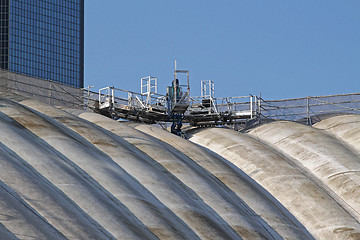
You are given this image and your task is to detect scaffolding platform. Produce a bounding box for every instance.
[96,86,168,123]
[186,95,258,126]
[95,79,259,126]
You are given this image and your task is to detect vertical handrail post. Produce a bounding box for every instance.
[250,96,253,119]
[307,96,312,125]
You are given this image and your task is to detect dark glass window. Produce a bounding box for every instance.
[0,0,9,69]
[0,0,83,88]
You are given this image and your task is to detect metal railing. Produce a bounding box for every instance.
[260,93,360,124]
[190,95,259,118]
[3,69,360,126]
[0,70,91,109]
[98,86,167,112]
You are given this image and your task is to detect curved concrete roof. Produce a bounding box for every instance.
[0,94,360,239]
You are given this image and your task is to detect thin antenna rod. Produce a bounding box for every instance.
[174,60,177,81]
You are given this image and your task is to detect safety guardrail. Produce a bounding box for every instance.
[260,93,360,124]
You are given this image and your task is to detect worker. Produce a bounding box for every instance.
[176,120,183,135]
[175,78,181,101]
[171,122,177,134]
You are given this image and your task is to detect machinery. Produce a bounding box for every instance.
[95,62,258,136]
[166,62,190,136]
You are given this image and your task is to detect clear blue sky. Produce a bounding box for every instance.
[84,1,360,100]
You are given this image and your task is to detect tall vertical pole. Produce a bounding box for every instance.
[174,60,177,103]
[174,60,177,83]
[250,96,253,119]
[111,87,115,105]
[307,97,312,125]
[258,92,261,123]
[155,77,157,94]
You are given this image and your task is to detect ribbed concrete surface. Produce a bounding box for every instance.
[187,127,360,239]
[248,121,360,221]
[127,123,312,240]
[314,114,360,153]
[1,93,360,239]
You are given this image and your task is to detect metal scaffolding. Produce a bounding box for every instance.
[96,76,258,126]
[4,69,360,128]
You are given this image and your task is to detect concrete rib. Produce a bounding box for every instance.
[0,179,65,240]
[249,121,360,220]
[0,99,156,240]
[314,114,360,155]
[188,127,360,240]
[0,141,114,240]
[129,122,314,240]
[82,116,281,239]
[18,99,243,240]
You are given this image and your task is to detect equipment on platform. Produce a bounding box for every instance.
[95,62,259,133]
[165,61,191,134]
[167,61,190,114]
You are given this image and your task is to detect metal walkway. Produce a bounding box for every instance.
[95,77,259,126]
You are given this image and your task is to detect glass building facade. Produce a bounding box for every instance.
[0,0,84,88]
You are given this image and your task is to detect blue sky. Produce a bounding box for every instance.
[84,1,360,100]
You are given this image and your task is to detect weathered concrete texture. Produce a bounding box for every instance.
[76,113,271,240]
[188,127,360,240]
[1,98,188,240]
[128,122,313,240]
[20,99,272,240]
[0,180,65,240]
[248,121,360,221]
[0,223,18,240]
[314,114,360,153]
[0,98,151,240]
[0,141,111,240]
[2,92,360,239]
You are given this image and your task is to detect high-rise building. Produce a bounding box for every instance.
[0,0,84,88]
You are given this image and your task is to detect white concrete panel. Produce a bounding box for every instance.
[188,127,360,240]
[249,121,360,221]
[1,92,360,239]
[18,100,245,240]
[0,141,112,240]
[15,99,204,240]
[129,122,314,240]
[0,180,65,240]
[78,115,279,239]
[314,114,360,153]
[0,98,155,240]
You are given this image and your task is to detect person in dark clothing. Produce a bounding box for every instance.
[171,122,177,134]
[176,120,183,135]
